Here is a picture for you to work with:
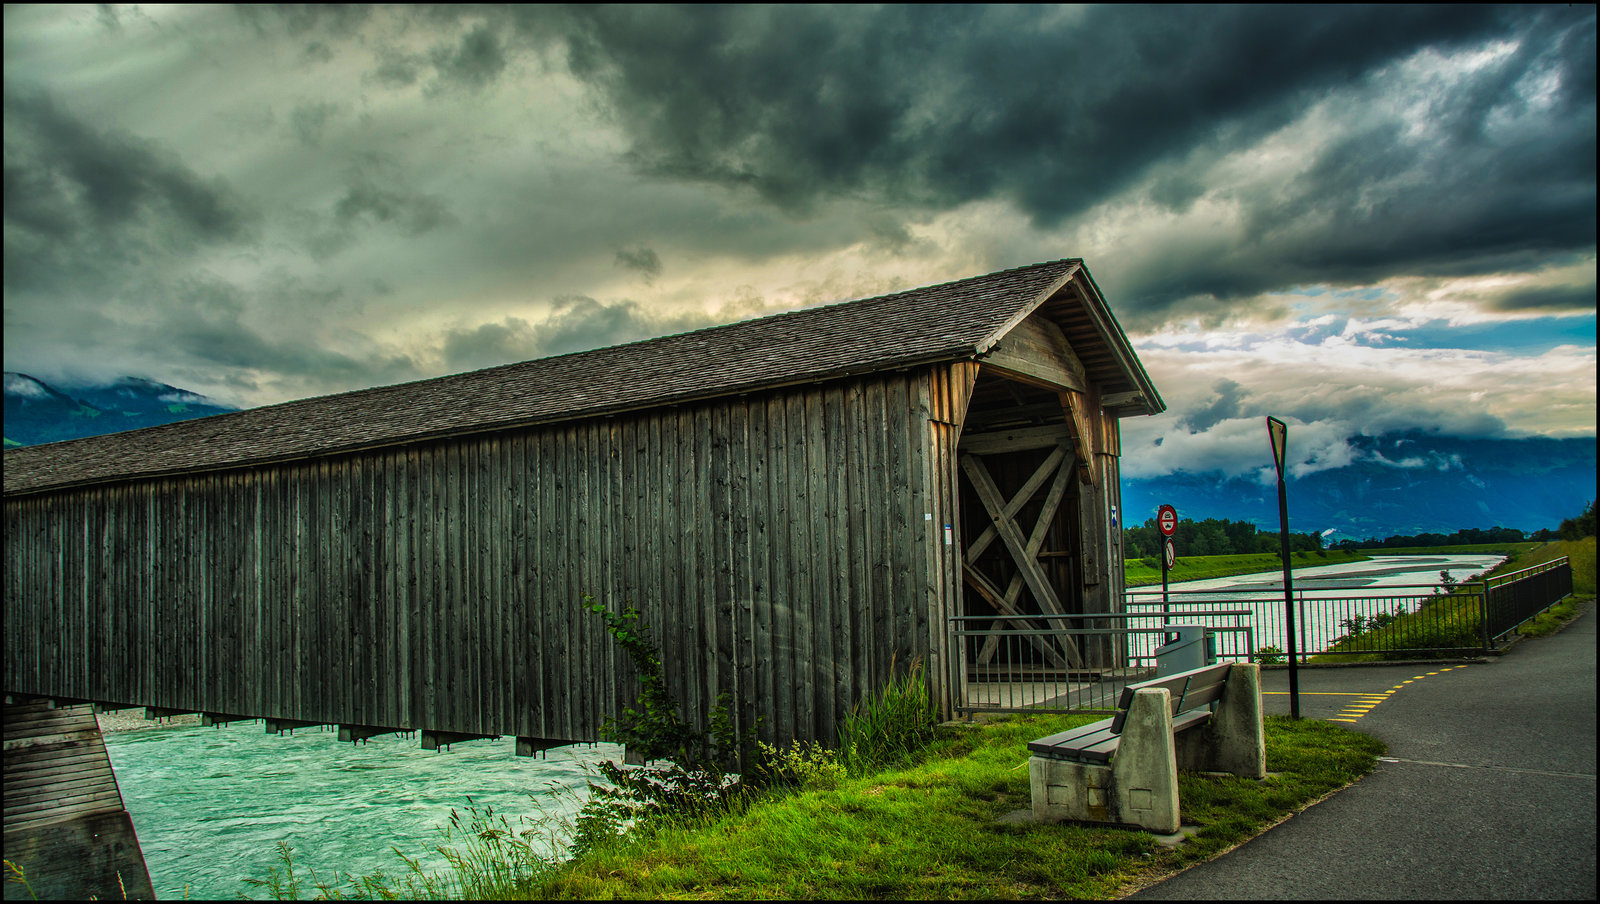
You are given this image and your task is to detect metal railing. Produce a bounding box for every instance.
[1126,583,1490,661]
[1121,555,1574,662]
[1485,558,1574,640]
[949,612,1253,715]
[951,557,1574,714]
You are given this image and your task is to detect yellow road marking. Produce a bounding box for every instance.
[1263,692,1388,696]
[1274,666,1468,722]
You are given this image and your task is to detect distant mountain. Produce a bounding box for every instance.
[1122,432,1598,541]
[3,372,238,448]
[7,372,1594,541]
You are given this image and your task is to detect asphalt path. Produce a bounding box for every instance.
[1131,603,1597,900]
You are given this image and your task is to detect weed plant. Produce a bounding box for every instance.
[569,596,760,857]
[240,798,568,900]
[836,658,941,775]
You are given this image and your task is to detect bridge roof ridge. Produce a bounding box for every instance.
[2,258,1157,494]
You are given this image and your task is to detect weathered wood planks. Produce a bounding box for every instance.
[4,369,958,747]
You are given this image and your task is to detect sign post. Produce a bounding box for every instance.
[1157,504,1177,624]
[1267,416,1300,719]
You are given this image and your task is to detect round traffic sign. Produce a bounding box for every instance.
[1157,504,1178,537]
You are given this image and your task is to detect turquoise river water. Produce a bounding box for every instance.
[101,725,619,899]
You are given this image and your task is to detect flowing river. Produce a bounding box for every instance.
[101,725,619,900]
[103,553,1507,899]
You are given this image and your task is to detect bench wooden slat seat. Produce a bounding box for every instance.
[1029,664,1231,763]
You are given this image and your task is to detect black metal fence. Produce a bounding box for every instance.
[1485,558,1574,640]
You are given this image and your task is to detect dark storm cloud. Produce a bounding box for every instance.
[371,45,424,88]
[302,41,334,65]
[499,4,1593,313]
[95,4,121,32]
[134,275,422,394]
[1181,379,1247,431]
[520,6,1515,211]
[1491,282,1599,313]
[2,86,254,291]
[428,23,507,92]
[330,152,455,238]
[614,246,663,283]
[334,181,453,236]
[239,4,371,40]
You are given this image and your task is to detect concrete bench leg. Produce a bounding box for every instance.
[1110,688,1181,834]
[1175,663,1266,779]
[1029,688,1180,835]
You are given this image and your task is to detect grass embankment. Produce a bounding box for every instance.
[1507,536,1596,638]
[523,715,1381,900]
[1313,536,1596,663]
[1124,549,1369,588]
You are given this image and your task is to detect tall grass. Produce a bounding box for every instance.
[241,797,571,900]
[836,659,942,776]
[1516,536,1595,596]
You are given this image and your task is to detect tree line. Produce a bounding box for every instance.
[1123,516,1323,559]
[1124,499,1595,560]
[1331,498,1595,550]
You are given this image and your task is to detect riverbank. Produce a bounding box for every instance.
[95,709,200,733]
[1124,549,1369,587]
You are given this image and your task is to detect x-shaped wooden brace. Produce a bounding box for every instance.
[959,447,1083,669]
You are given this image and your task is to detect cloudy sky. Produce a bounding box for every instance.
[4,4,1595,484]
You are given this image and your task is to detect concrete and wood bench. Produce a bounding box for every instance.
[1028,662,1265,834]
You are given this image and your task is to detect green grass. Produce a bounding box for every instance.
[1514,536,1596,597]
[1516,596,1593,638]
[1125,549,1368,588]
[514,714,1382,900]
[1505,536,1595,639]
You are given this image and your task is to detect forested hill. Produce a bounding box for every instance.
[4,372,238,448]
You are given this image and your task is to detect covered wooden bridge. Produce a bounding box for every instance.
[4,258,1163,754]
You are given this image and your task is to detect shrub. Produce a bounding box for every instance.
[572,596,760,856]
[750,740,846,791]
[1253,645,1285,665]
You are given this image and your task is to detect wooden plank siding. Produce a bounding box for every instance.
[4,367,968,747]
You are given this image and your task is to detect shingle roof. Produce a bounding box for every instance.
[4,258,1156,495]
